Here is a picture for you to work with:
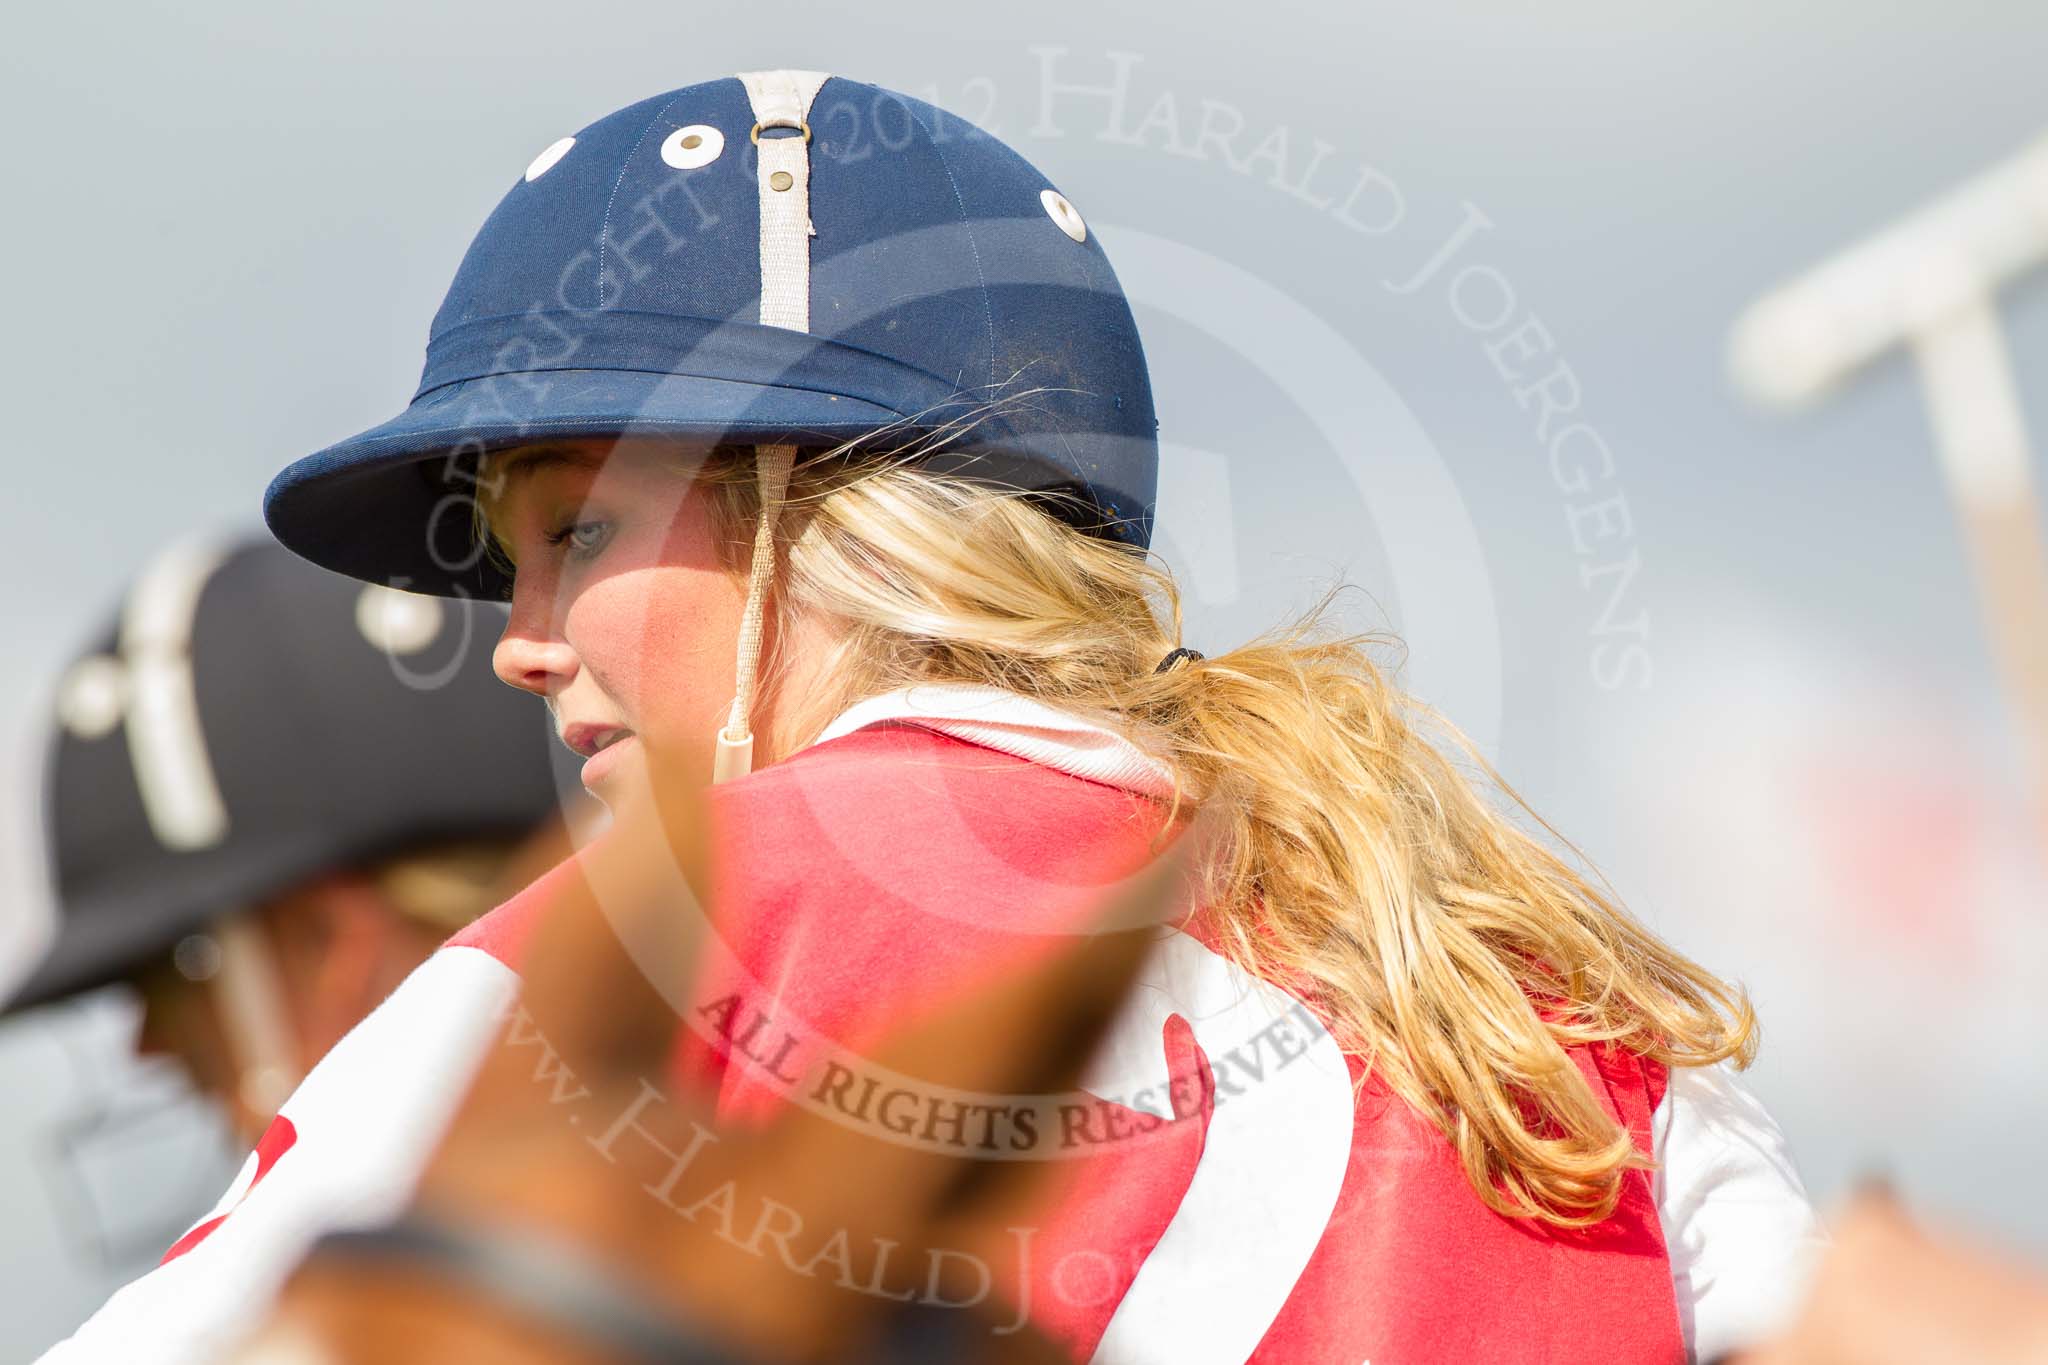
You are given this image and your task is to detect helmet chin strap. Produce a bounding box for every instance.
[718,70,829,784]
[207,913,303,1123]
[713,444,795,783]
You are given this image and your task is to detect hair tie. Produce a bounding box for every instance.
[1154,647,1205,674]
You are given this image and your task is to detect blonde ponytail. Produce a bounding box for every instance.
[1152,620,1756,1223]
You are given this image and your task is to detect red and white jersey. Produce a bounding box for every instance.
[42,685,1825,1364]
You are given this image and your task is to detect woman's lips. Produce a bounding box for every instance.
[559,723,637,788]
[575,731,637,789]
[560,722,632,759]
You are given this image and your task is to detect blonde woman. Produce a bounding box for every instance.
[48,69,1823,1365]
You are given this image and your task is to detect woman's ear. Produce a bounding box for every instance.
[256,875,406,1070]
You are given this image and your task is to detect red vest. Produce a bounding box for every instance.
[455,723,1684,1363]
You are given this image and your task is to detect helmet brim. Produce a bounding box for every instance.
[265,367,918,600]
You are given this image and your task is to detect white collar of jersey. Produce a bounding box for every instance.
[811,683,1177,800]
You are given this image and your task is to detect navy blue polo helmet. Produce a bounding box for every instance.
[264,70,1160,599]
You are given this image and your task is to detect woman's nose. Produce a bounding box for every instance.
[493,617,578,697]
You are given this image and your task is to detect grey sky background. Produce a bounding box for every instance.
[4,1,2046,1354]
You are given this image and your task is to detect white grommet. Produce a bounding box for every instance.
[524,136,576,183]
[355,585,444,656]
[56,655,127,739]
[1041,188,1087,243]
[661,124,725,170]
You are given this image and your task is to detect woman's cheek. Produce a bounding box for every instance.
[561,585,645,710]
[566,580,692,729]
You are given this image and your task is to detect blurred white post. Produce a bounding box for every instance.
[1729,135,2048,853]
[1914,298,2048,803]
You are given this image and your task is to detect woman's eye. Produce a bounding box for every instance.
[547,519,613,559]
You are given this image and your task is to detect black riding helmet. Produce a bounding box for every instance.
[4,537,572,1013]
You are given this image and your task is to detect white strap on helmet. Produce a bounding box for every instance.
[112,537,233,848]
[714,70,831,784]
[209,913,303,1120]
